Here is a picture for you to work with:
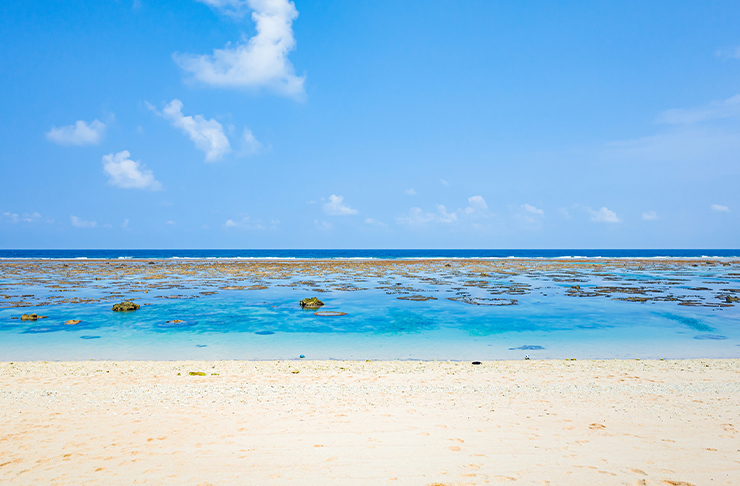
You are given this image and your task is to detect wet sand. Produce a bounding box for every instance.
[1,359,739,485]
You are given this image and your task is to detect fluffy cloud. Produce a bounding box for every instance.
[655,94,740,125]
[588,206,621,223]
[102,151,162,190]
[464,195,488,215]
[70,215,97,228]
[152,99,232,162]
[398,205,457,225]
[711,204,730,212]
[46,119,106,146]
[176,0,305,97]
[323,195,358,216]
[642,210,658,221]
[522,203,544,215]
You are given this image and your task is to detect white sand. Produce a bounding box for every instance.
[1,359,739,485]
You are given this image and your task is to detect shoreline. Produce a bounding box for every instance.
[2,359,739,484]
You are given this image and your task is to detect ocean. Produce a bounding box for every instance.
[0,249,738,259]
[0,250,738,361]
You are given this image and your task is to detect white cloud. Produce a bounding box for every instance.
[642,210,658,221]
[102,151,162,190]
[522,203,544,215]
[468,195,488,210]
[557,207,571,219]
[242,128,263,155]
[2,212,45,223]
[166,220,176,225]
[196,0,250,17]
[464,195,488,214]
[439,179,449,186]
[715,46,740,59]
[588,206,621,223]
[121,219,130,229]
[711,204,730,212]
[364,218,386,226]
[70,215,97,228]
[315,220,333,230]
[398,205,457,225]
[323,195,358,216]
[655,94,740,125]
[224,215,275,229]
[46,119,106,146]
[176,0,305,97]
[151,99,231,162]
[404,188,416,196]
[603,128,740,164]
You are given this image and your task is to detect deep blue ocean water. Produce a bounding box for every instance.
[1,250,738,361]
[0,249,738,259]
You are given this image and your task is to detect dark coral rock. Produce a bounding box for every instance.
[300,297,324,309]
[112,301,140,312]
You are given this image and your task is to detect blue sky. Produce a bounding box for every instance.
[1,0,738,249]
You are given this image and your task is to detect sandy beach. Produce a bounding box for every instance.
[1,359,738,485]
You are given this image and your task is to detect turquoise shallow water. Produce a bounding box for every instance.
[1,259,739,360]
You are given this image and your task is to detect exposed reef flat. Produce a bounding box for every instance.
[0,358,738,485]
[0,257,738,309]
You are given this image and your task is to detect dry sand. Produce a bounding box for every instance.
[1,359,739,485]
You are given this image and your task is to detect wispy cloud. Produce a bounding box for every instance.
[655,94,740,125]
[150,99,231,162]
[588,206,621,223]
[642,210,658,221]
[439,179,449,186]
[711,204,730,212]
[315,220,333,230]
[102,151,162,190]
[176,0,305,98]
[364,218,386,226]
[603,127,740,164]
[404,188,416,196]
[224,214,276,229]
[46,119,106,146]
[2,211,46,223]
[522,203,544,215]
[196,0,250,18]
[398,205,457,225]
[241,128,263,155]
[323,195,358,216]
[715,46,740,59]
[70,215,97,228]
